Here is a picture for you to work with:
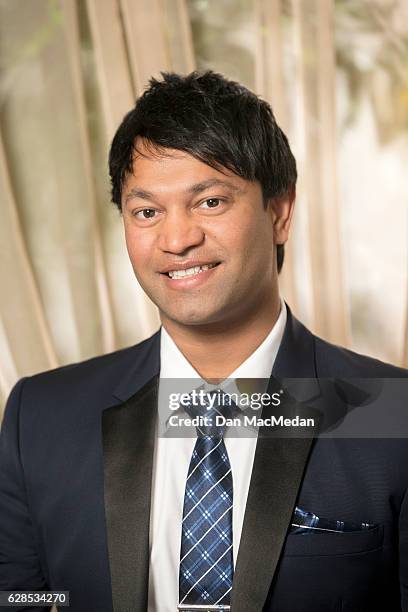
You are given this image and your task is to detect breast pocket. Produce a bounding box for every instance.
[265,526,388,612]
[283,523,384,557]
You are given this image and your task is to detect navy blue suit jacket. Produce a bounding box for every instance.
[1,307,408,611]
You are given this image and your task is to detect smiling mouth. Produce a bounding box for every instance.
[163,262,220,279]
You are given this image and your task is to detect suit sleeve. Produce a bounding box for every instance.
[0,378,51,611]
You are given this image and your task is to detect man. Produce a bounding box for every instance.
[0,71,407,612]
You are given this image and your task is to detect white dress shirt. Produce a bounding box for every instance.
[147,300,287,612]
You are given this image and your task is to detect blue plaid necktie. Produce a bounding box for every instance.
[179,390,235,610]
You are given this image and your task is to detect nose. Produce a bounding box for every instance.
[158,210,205,254]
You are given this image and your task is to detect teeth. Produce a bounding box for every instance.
[168,263,216,279]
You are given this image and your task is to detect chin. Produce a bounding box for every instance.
[169,314,214,326]
[161,307,222,327]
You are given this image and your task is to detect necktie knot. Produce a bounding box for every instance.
[184,389,239,437]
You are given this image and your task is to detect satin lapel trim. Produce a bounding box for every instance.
[231,308,320,612]
[230,433,317,612]
[102,375,158,612]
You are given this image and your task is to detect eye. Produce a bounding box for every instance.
[200,198,221,209]
[134,208,157,219]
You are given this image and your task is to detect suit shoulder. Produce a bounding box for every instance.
[19,329,161,394]
[314,335,408,378]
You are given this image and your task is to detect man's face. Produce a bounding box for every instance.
[122,140,283,329]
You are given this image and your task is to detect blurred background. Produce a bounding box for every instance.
[1,0,408,415]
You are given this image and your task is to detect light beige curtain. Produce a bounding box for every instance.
[254,0,350,344]
[0,0,194,412]
[1,0,407,416]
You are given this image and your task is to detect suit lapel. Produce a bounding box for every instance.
[101,309,321,611]
[103,376,158,612]
[102,331,161,612]
[231,307,321,612]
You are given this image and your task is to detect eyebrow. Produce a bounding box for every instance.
[187,178,243,195]
[124,178,243,205]
[124,187,155,204]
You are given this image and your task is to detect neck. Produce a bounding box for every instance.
[160,293,281,382]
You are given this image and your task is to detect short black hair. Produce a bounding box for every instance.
[109,71,297,272]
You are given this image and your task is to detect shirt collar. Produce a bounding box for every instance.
[158,299,287,432]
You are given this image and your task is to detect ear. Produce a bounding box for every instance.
[269,187,296,245]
